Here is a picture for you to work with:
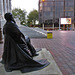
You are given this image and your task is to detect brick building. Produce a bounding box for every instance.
[39,0,75,30]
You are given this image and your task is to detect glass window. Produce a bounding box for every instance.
[46,0,55,1]
[60,12,64,17]
[44,2,53,6]
[65,7,74,11]
[55,2,64,6]
[50,12,53,17]
[65,7,70,11]
[44,11,53,19]
[56,0,64,1]
[68,2,74,6]
[65,0,74,1]
[47,2,53,6]
[55,11,60,18]
[44,7,51,11]
[44,2,47,6]
[44,6,54,11]
[55,11,64,18]
[65,11,74,17]
[65,2,74,7]
[55,6,64,11]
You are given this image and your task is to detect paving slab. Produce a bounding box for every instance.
[0,48,62,75]
[31,31,75,75]
[19,26,47,38]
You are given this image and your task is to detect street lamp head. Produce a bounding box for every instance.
[42,0,45,2]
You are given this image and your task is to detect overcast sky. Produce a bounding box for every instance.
[11,0,39,14]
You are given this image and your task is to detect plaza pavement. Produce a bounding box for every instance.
[0,47,62,75]
[31,31,75,75]
[0,25,75,75]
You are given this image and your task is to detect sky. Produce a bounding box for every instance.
[11,0,39,14]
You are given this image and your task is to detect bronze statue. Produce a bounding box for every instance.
[2,13,50,73]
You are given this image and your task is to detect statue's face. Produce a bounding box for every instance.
[11,15,14,20]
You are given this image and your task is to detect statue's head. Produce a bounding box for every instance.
[4,13,15,23]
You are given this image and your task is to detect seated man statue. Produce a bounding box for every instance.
[2,13,50,73]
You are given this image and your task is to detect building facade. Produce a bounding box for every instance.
[0,0,11,42]
[39,0,75,30]
[0,0,11,25]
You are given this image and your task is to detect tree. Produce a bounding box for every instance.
[12,8,27,25]
[27,10,39,26]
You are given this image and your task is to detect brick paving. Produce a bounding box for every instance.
[0,31,75,75]
[31,31,75,75]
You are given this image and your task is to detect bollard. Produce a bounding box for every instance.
[47,30,49,31]
[47,32,53,39]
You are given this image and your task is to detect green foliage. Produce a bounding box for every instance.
[12,8,27,25]
[27,10,39,26]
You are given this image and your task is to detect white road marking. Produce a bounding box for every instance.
[31,29,47,36]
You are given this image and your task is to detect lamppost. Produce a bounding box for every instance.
[0,13,3,43]
[42,0,45,30]
[53,0,55,30]
[63,0,65,30]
